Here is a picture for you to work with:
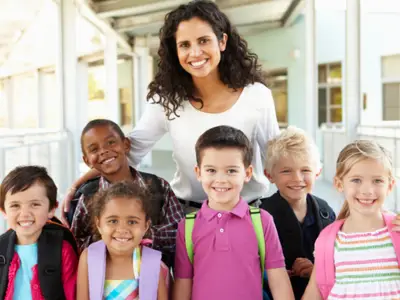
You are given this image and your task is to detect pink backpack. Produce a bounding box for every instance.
[315,212,400,299]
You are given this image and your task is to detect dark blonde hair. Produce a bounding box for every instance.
[335,140,393,220]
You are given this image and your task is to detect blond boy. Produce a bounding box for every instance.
[260,126,336,300]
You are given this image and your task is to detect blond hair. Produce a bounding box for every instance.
[335,140,394,220]
[265,126,321,173]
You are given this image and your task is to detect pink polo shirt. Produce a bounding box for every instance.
[175,199,285,300]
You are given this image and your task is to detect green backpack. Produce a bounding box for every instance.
[184,207,266,285]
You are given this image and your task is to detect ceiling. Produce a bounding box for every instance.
[88,0,303,45]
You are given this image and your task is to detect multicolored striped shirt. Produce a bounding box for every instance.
[328,226,400,300]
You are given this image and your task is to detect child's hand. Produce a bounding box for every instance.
[292,258,313,278]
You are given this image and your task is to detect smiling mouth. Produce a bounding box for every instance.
[189,59,208,68]
[213,187,231,192]
[101,157,116,165]
[288,186,306,190]
[357,198,376,205]
[113,237,132,243]
[18,221,34,227]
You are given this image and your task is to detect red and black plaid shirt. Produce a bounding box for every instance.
[70,168,184,265]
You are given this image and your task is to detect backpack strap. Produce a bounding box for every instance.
[383,213,400,266]
[88,240,107,300]
[139,246,162,300]
[250,208,265,283]
[0,230,16,300]
[37,225,66,300]
[315,219,344,299]
[184,212,197,264]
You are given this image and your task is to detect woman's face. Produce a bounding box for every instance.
[175,17,227,80]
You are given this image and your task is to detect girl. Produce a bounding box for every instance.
[77,181,168,300]
[62,0,279,219]
[303,140,399,300]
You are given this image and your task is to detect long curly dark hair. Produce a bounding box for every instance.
[148,0,264,119]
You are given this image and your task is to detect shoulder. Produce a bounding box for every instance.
[138,171,171,191]
[260,192,281,211]
[259,208,275,228]
[79,247,89,263]
[74,178,100,199]
[243,83,273,104]
[311,195,336,215]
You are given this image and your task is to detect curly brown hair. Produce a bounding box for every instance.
[148,0,264,119]
[89,181,152,239]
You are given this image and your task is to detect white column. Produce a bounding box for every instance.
[56,0,79,190]
[133,44,152,167]
[304,0,317,141]
[77,61,89,130]
[36,70,46,128]
[345,0,361,142]
[104,32,120,124]
[4,78,14,128]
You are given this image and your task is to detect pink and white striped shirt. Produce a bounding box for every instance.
[328,226,400,299]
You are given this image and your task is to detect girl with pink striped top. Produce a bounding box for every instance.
[303,140,400,300]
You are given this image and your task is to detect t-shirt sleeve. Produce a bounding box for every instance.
[260,210,286,269]
[174,219,193,279]
[255,85,280,165]
[127,102,168,167]
[61,241,78,300]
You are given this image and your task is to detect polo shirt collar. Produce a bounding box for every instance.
[200,198,248,221]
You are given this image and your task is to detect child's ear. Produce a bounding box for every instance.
[95,217,102,235]
[245,165,253,183]
[83,155,92,168]
[388,177,396,194]
[334,176,343,192]
[145,219,151,233]
[264,169,274,183]
[194,165,201,181]
[1,209,7,220]
[123,137,131,153]
[316,168,322,178]
[47,207,56,220]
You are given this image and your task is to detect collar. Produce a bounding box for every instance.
[99,167,143,190]
[200,198,249,221]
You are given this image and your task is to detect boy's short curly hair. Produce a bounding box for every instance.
[265,126,321,173]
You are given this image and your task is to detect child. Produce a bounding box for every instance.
[260,126,336,299]
[70,119,184,268]
[0,166,78,300]
[77,181,168,300]
[303,140,399,299]
[173,125,294,300]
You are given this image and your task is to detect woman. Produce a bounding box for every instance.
[62,0,279,218]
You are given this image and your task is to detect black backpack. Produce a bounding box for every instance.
[0,221,79,300]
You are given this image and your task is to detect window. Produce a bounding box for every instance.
[318,63,343,126]
[382,55,400,121]
[264,69,288,128]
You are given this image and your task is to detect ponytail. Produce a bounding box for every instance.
[337,201,350,220]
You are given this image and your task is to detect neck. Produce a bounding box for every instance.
[208,196,240,212]
[107,251,133,264]
[104,164,134,183]
[344,211,384,233]
[192,74,226,102]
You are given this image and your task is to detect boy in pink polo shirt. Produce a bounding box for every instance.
[173,126,294,300]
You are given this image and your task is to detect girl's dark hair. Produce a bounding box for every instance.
[89,181,152,239]
[148,0,264,119]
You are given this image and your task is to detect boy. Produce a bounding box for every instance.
[260,126,336,300]
[173,125,294,300]
[70,119,184,268]
[0,166,78,300]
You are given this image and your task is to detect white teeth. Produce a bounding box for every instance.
[114,238,129,242]
[214,188,229,192]
[289,186,305,190]
[19,221,33,227]
[358,199,375,204]
[190,60,207,67]
[103,158,115,164]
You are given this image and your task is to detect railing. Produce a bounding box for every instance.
[320,123,400,212]
[0,130,75,232]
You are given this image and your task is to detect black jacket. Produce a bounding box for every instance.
[260,191,335,299]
